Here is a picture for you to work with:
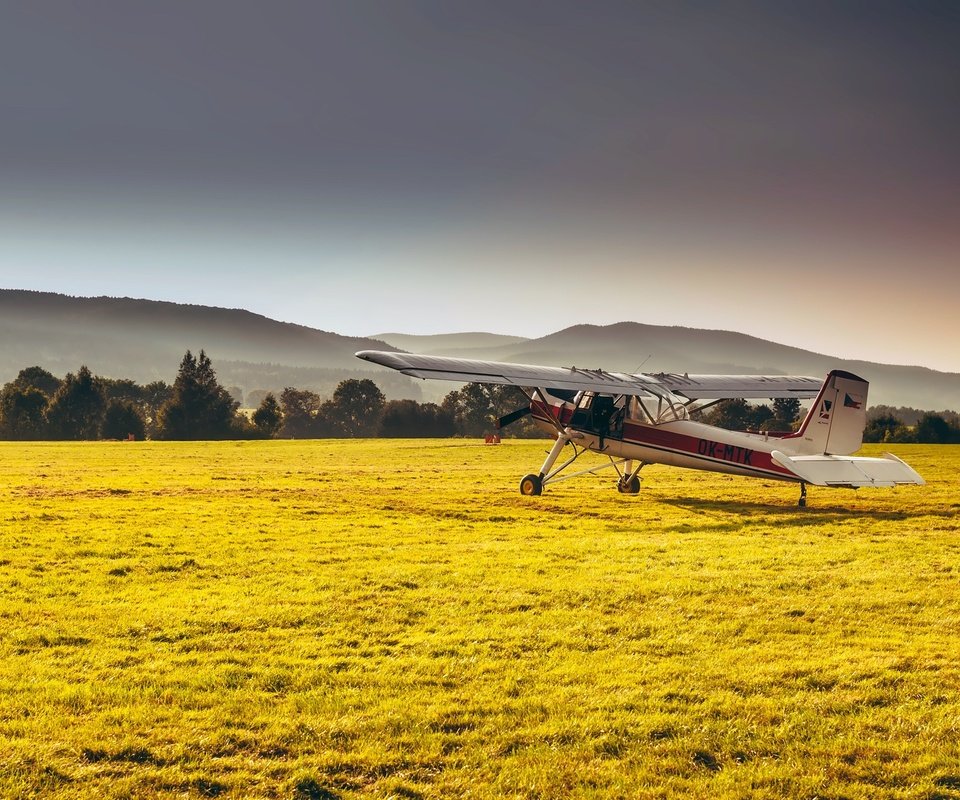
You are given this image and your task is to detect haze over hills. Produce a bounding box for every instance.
[0,290,422,401]
[2,290,958,410]
[374,332,530,356]
[379,324,960,410]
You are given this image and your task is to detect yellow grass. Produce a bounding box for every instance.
[0,440,958,799]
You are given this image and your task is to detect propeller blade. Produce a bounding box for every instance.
[496,405,531,429]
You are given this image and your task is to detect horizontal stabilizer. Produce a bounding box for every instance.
[771,450,925,488]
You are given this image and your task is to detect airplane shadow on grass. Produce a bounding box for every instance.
[656,494,938,525]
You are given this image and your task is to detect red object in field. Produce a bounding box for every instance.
[484,434,501,444]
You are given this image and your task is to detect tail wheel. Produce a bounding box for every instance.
[519,474,543,496]
[618,476,641,494]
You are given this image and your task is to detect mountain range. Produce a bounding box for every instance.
[2,289,958,410]
[0,290,420,403]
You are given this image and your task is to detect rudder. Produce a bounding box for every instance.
[782,370,868,456]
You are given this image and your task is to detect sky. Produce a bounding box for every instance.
[1,2,958,371]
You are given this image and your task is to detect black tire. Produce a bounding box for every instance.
[519,474,543,496]
[618,475,641,494]
[798,497,806,508]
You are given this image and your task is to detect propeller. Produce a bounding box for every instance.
[496,405,531,429]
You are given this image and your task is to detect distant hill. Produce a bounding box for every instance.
[412,322,960,410]
[3,292,957,409]
[375,332,530,355]
[0,290,421,401]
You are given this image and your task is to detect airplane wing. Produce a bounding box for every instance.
[771,451,926,488]
[356,350,669,397]
[652,373,823,400]
[358,351,823,400]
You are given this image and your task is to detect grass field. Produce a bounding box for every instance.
[1,439,958,799]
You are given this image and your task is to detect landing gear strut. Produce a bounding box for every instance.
[518,428,577,495]
[798,482,807,508]
[616,458,643,494]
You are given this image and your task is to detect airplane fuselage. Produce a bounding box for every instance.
[531,399,801,482]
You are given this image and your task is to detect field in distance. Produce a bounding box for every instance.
[1,440,958,799]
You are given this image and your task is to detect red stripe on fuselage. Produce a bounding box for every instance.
[618,419,792,477]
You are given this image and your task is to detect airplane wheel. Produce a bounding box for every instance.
[519,474,543,496]
[798,498,806,508]
[618,476,641,494]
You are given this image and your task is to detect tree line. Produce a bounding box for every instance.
[699,398,960,444]
[862,411,960,444]
[0,351,544,441]
[2,352,958,442]
[253,380,545,439]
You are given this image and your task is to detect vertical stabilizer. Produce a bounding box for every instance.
[782,370,868,456]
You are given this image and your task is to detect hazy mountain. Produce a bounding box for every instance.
[2,291,957,410]
[422,322,959,410]
[374,332,530,355]
[0,290,421,401]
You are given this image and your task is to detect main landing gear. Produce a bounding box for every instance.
[519,473,543,496]
[518,428,572,496]
[517,428,644,496]
[798,482,807,508]
[616,458,643,494]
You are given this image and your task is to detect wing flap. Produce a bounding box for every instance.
[770,450,925,488]
[656,374,822,400]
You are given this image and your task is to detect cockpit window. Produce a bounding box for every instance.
[628,395,689,423]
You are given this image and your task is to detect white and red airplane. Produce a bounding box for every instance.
[356,351,924,506]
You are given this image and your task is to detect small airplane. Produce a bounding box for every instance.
[356,350,925,506]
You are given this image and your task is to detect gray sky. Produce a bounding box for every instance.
[2,2,958,370]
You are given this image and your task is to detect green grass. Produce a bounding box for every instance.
[1,440,958,799]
